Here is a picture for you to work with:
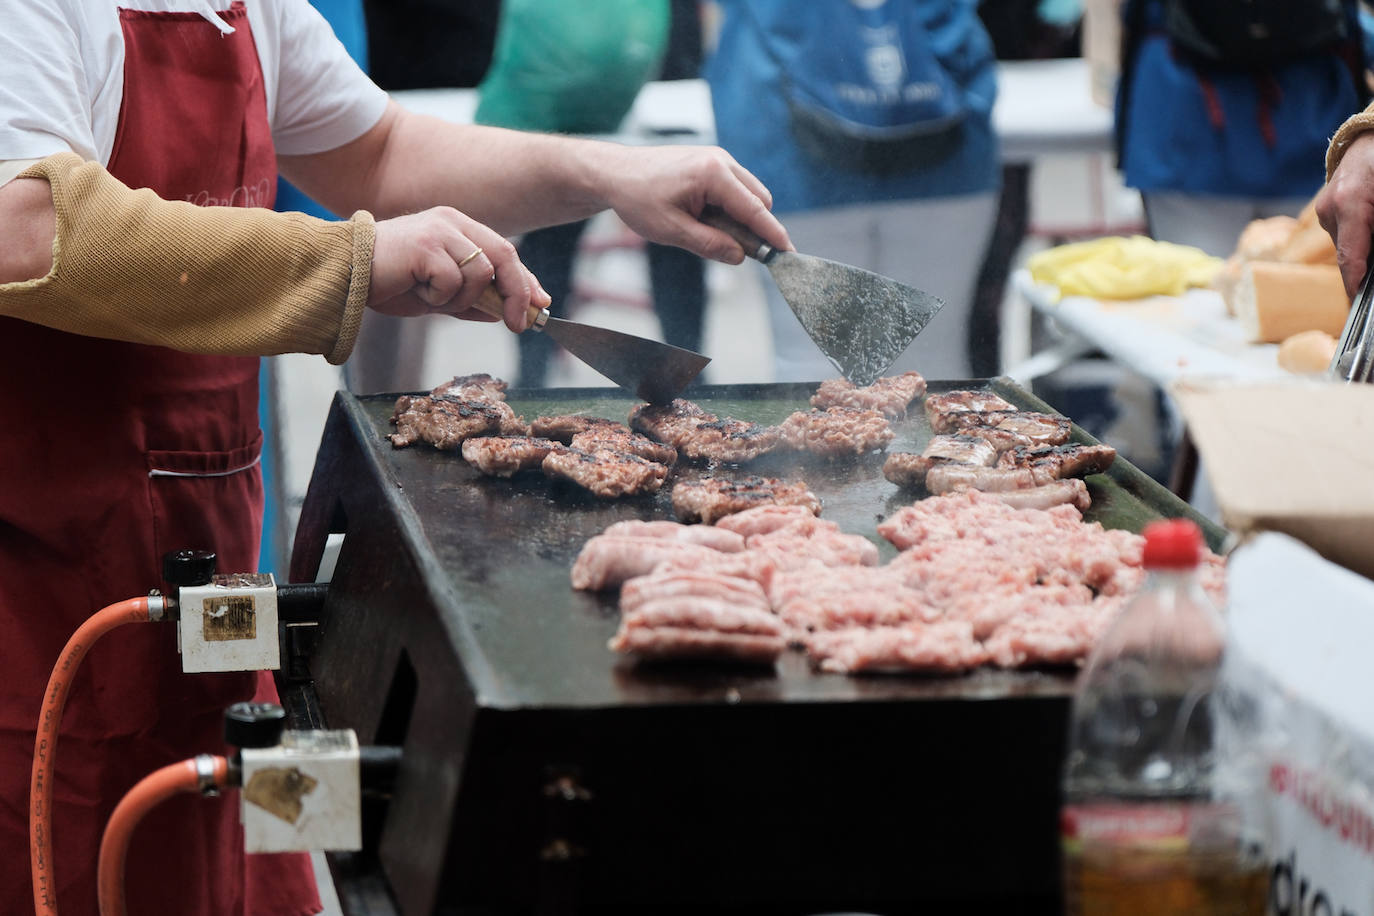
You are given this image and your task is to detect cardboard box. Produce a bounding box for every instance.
[1173,379,1374,580]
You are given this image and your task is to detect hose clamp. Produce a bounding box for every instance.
[145,590,172,622]
[194,754,221,797]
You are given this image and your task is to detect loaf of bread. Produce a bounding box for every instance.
[1234,215,1298,261]
[1277,223,1338,265]
[1234,261,1350,344]
[1277,329,1338,374]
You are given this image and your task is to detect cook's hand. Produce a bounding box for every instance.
[368,206,549,330]
[1316,132,1374,297]
[598,145,794,264]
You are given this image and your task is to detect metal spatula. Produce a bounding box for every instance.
[473,287,709,404]
[700,207,944,386]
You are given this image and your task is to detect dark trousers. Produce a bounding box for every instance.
[515,221,707,387]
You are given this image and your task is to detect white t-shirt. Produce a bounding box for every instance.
[0,0,389,183]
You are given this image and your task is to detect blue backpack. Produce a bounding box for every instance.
[738,2,978,175]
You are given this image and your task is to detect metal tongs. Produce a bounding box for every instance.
[1330,251,1374,382]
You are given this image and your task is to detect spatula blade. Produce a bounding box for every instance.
[767,251,944,386]
[542,316,710,404]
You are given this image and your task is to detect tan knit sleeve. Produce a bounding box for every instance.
[0,152,373,365]
[1327,101,1374,182]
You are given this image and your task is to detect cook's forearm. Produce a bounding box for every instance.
[379,110,621,232]
[283,102,620,233]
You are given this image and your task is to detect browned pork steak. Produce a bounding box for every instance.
[460,436,564,477]
[924,390,1017,431]
[571,428,678,466]
[542,447,668,498]
[777,406,894,457]
[948,412,1073,451]
[932,409,1021,435]
[671,475,821,524]
[921,434,998,467]
[389,396,525,450]
[996,442,1117,478]
[809,371,927,418]
[529,414,626,443]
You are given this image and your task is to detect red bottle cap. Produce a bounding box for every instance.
[1141,518,1203,569]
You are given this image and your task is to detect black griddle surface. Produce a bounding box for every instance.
[322,379,1217,712]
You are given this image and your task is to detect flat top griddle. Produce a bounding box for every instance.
[297,379,1221,713]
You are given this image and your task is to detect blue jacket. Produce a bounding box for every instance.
[705,0,1000,214]
[1116,0,1364,198]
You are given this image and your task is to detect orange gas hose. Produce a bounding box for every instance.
[97,755,229,916]
[30,596,166,916]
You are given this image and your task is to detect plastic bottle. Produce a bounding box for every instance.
[1061,518,1267,915]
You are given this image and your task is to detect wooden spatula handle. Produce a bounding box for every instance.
[699,205,769,261]
[472,285,541,330]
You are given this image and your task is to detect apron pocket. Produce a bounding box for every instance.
[145,429,265,575]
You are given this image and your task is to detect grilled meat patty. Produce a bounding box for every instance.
[389,396,526,450]
[570,427,678,466]
[630,399,780,463]
[777,406,894,458]
[528,414,626,443]
[672,475,821,524]
[431,372,508,402]
[809,371,927,418]
[542,446,668,498]
[460,436,564,477]
[628,399,711,443]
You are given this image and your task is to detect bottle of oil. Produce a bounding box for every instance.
[1061,518,1267,915]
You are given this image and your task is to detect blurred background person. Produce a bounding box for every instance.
[1109,0,1367,510]
[705,0,1001,382]
[475,0,711,388]
[1115,0,1368,257]
[343,0,501,394]
[362,0,501,91]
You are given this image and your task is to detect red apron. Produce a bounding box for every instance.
[0,4,320,914]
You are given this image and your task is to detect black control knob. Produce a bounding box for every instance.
[162,549,216,588]
[224,702,287,749]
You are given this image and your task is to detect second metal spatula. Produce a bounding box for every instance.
[701,207,945,386]
[474,287,708,404]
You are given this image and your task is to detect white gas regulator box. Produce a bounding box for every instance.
[1216,534,1374,916]
[240,729,361,854]
[177,573,279,673]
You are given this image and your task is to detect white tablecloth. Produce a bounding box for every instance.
[1012,269,1285,391]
